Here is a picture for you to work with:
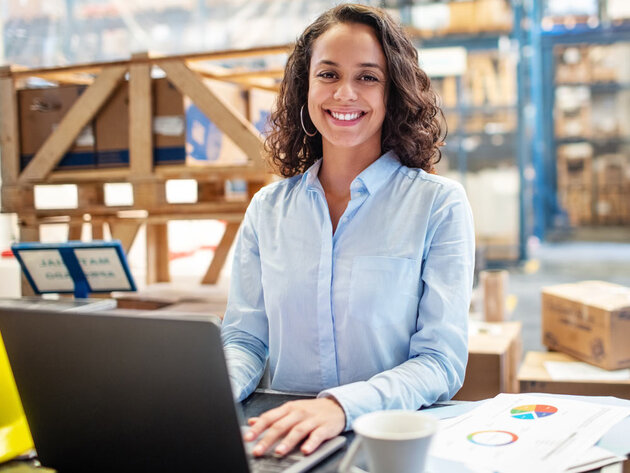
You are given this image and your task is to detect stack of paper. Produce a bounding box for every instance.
[429,393,630,473]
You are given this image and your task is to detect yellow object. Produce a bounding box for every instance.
[0,332,34,463]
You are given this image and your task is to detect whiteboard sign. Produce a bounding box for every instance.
[12,240,136,297]
[18,249,74,292]
[75,248,132,291]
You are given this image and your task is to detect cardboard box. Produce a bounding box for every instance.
[19,85,96,170]
[558,187,593,226]
[557,143,593,189]
[454,321,522,401]
[184,78,248,166]
[474,0,513,33]
[596,189,629,225]
[542,281,630,370]
[555,46,591,84]
[445,1,478,34]
[595,154,629,189]
[518,351,630,400]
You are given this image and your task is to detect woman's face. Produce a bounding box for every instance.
[307,22,387,155]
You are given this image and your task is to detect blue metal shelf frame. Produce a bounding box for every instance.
[528,5,630,239]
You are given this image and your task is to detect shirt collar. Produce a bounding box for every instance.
[354,150,401,196]
[301,150,401,195]
[302,158,324,190]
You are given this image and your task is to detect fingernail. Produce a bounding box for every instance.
[244,431,254,441]
[302,443,313,454]
[253,445,264,456]
[275,444,287,455]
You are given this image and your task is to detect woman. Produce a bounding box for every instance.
[221,3,474,458]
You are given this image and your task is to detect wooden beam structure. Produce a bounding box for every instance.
[109,221,142,253]
[0,66,20,187]
[129,52,154,178]
[146,223,170,284]
[0,46,284,285]
[202,221,240,285]
[160,60,265,168]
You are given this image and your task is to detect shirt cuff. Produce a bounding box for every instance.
[318,381,385,431]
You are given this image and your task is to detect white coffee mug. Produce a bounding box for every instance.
[338,410,437,473]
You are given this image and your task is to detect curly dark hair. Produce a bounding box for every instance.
[265,3,446,177]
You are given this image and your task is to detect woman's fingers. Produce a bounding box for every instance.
[273,418,319,455]
[244,404,289,441]
[252,408,304,456]
[301,425,332,455]
[246,398,346,457]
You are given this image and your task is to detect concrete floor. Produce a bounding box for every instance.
[505,241,630,359]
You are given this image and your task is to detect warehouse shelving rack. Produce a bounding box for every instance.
[399,0,528,263]
[526,0,630,240]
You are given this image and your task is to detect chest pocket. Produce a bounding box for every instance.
[348,256,420,328]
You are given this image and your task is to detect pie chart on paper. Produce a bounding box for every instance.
[510,404,558,420]
[467,430,518,446]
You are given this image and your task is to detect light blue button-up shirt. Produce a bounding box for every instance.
[221,151,474,430]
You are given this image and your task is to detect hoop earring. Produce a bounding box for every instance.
[300,104,317,137]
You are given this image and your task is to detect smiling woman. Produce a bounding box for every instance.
[308,22,387,165]
[221,2,474,462]
[265,3,446,178]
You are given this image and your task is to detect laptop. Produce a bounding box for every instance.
[0,307,346,473]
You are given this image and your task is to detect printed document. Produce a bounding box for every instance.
[430,393,630,473]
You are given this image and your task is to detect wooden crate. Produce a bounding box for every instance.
[0,47,287,287]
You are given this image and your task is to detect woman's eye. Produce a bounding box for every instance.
[360,75,379,82]
[317,71,336,79]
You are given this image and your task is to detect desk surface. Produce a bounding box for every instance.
[1,392,627,473]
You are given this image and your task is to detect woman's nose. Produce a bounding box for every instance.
[333,80,358,101]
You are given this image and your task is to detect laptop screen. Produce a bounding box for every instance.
[0,307,250,473]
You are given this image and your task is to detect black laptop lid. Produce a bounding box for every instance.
[0,307,250,473]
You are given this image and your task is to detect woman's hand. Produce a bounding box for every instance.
[244,397,346,457]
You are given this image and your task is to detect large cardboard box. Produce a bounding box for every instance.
[542,281,630,370]
[454,321,522,401]
[19,85,96,169]
[518,351,630,400]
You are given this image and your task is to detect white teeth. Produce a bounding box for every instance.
[331,111,361,121]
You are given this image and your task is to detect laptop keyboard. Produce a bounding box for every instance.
[242,427,346,473]
[249,451,302,473]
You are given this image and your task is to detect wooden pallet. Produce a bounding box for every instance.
[0,46,289,287]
